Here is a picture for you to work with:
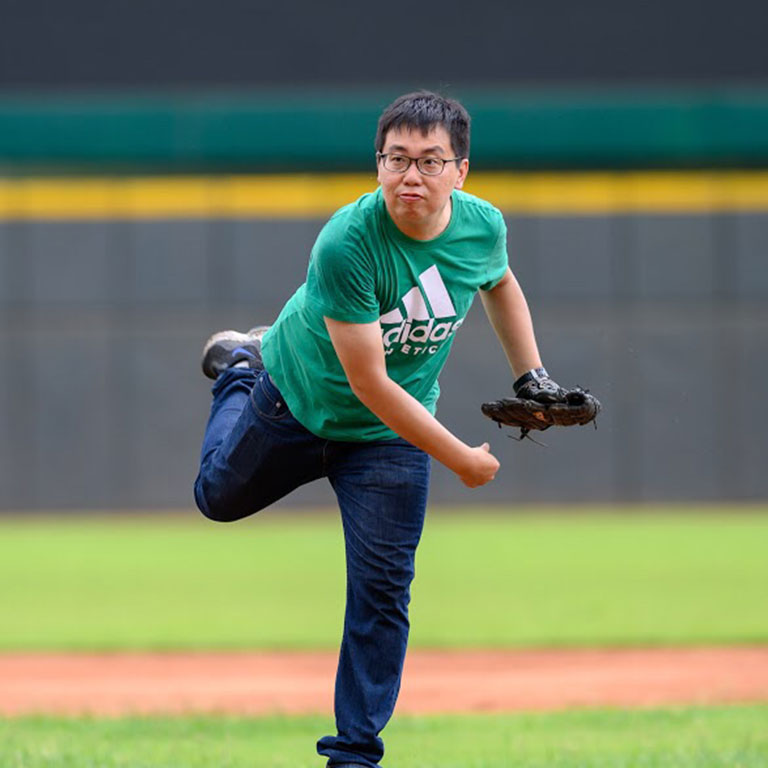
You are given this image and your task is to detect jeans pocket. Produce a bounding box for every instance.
[251,371,293,422]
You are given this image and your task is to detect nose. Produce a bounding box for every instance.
[402,162,423,184]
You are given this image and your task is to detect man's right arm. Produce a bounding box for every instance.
[324,316,499,489]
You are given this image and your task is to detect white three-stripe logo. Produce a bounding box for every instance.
[380,265,456,323]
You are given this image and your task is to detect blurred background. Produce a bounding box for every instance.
[1,0,767,511]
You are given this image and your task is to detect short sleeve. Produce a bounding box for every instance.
[305,233,380,323]
[479,213,509,292]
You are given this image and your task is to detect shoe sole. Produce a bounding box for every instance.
[201,330,255,361]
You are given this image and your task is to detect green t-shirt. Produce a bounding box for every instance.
[261,187,508,441]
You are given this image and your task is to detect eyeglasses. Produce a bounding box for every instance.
[376,152,462,176]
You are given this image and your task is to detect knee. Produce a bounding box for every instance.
[351,571,414,631]
[351,554,415,606]
[194,470,275,523]
[194,475,245,523]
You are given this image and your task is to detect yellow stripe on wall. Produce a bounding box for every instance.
[2,172,768,220]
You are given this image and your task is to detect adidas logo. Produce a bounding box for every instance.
[380,265,463,356]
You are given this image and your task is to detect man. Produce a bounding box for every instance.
[194,91,564,767]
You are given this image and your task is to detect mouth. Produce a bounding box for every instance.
[398,192,424,203]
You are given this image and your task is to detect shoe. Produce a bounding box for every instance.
[201,326,270,380]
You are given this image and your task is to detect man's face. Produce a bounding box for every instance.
[377,125,469,229]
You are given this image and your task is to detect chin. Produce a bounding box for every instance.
[398,199,431,216]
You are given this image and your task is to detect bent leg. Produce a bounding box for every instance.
[194,368,325,522]
[317,439,430,768]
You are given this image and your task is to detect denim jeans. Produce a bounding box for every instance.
[194,367,430,767]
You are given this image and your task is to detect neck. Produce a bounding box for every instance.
[390,197,453,241]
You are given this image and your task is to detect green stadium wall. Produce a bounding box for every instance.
[2,88,768,172]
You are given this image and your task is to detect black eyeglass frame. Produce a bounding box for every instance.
[376,152,463,176]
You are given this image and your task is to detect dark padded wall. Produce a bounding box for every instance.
[3,0,767,509]
[1,0,768,88]
[1,212,766,510]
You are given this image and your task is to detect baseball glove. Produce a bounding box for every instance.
[481,368,601,442]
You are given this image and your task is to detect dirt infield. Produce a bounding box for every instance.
[2,648,767,716]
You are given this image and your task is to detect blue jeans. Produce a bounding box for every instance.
[194,368,430,768]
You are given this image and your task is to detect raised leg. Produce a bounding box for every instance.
[194,368,325,521]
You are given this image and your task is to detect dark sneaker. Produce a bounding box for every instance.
[201,326,270,380]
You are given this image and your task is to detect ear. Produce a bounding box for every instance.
[454,158,470,190]
[376,155,384,185]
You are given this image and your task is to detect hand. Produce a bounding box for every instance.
[457,443,500,488]
[514,376,566,403]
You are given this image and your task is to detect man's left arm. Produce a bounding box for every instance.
[479,267,565,402]
[479,267,542,380]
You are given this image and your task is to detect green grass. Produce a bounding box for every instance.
[1,508,767,649]
[1,706,767,767]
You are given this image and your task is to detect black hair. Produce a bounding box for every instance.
[375,91,470,159]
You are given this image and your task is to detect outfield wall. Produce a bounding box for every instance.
[3,89,768,172]
[1,173,766,509]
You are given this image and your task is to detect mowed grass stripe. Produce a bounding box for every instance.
[2,707,767,767]
[2,171,768,219]
[0,510,766,650]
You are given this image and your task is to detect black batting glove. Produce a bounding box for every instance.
[513,367,568,404]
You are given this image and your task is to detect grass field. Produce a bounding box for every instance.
[2,707,767,767]
[2,508,767,767]
[1,508,767,649]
